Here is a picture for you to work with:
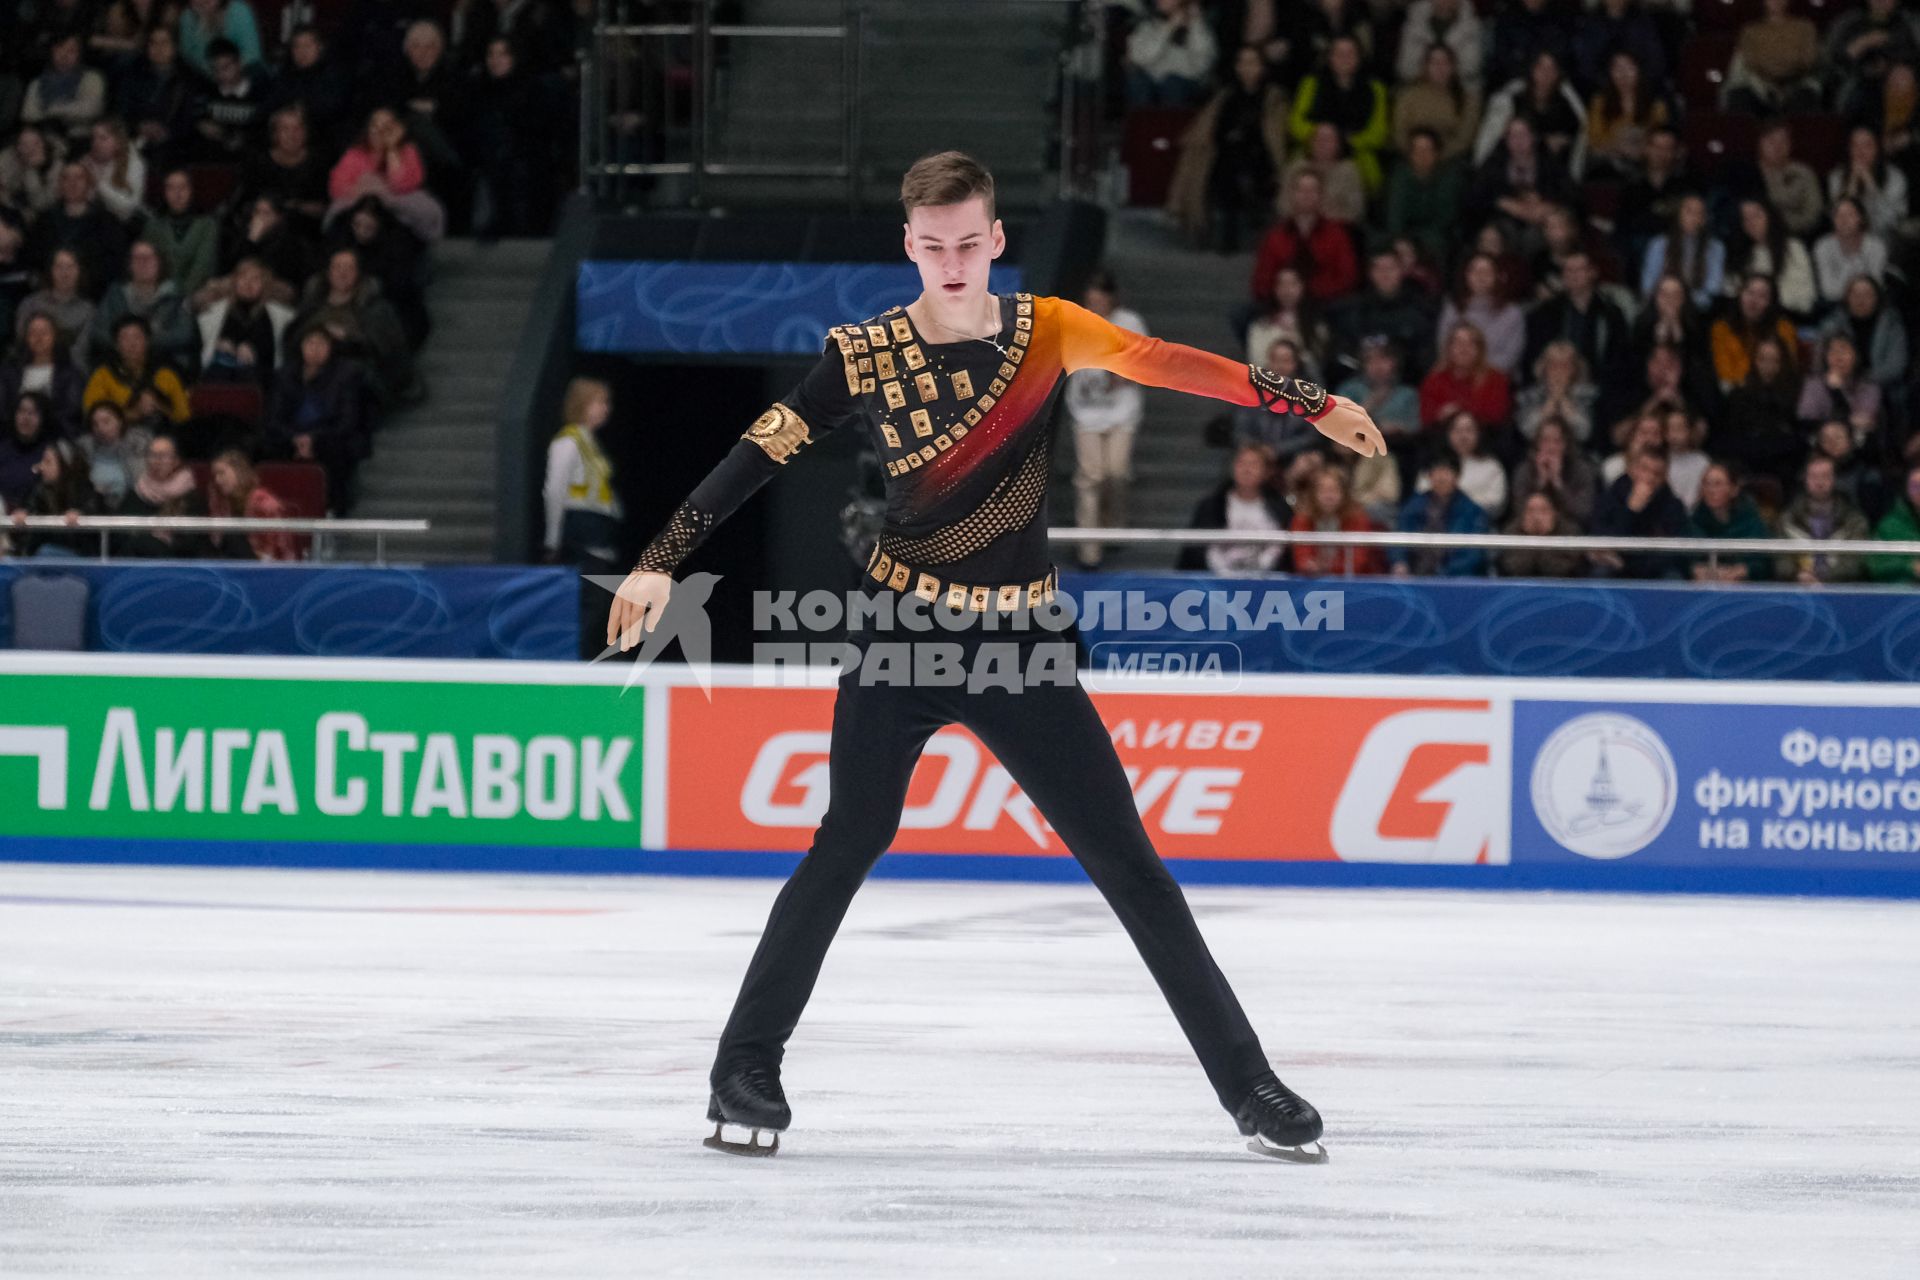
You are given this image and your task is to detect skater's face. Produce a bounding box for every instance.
[903,195,1004,305]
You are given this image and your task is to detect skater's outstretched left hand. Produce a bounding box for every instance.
[1313,397,1388,458]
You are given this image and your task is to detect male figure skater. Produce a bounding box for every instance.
[607,152,1384,1161]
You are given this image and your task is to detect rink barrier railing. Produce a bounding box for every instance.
[1051,527,1920,577]
[7,515,431,566]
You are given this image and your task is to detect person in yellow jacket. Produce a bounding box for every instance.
[1287,36,1390,192]
[543,375,624,568]
[82,315,190,428]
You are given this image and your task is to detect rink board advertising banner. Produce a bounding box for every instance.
[1,655,1917,896]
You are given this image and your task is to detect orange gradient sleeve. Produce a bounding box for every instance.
[1042,296,1333,421]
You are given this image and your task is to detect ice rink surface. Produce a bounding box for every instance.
[3,864,1918,1279]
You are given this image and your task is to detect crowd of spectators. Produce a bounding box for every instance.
[0,0,578,560]
[1121,0,1920,583]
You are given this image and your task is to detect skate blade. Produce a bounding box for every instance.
[703,1123,780,1157]
[1247,1138,1329,1164]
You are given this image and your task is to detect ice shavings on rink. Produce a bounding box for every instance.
[3,864,1918,1279]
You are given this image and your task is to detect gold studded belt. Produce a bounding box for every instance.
[866,543,1057,612]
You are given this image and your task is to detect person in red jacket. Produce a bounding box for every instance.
[1419,321,1513,432]
[1248,169,1359,306]
[1289,463,1384,575]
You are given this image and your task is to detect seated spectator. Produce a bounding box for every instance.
[1825,0,1920,97]
[1813,198,1890,305]
[1437,252,1525,376]
[1333,335,1421,456]
[1780,454,1870,585]
[1423,411,1507,520]
[1487,0,1574,94]
[1797,333,1884,444]
[1723,199,1816,320]
[1349,446,1402,529]
[1610,341,1699,447]
[1420,322,1512,432]
[83,315,190,427]
[0,124,66,215]
[1392,234,1447,297]
[120,429,207,558]
[1710,274,1798,392]
[1571,0,1666,91]
[1725,0,1821,116]
[1498,490,1586,578]
[1474,50,1586,176]
[90,240,197,373]
[1816,275,1909,393]
[1590,444,1688,578]
[1234,339,1324,460]
[1627,275,1711,400]
[1613,126,1693,257]
[92,0,169,68]
[1288,36,1390,190]
[380,20,466,195]
[465,34,558,240]
[291,246,418,406]
[240,106,333,236]
[1512,416,1599,528]
[77,399,152,511]
[215,196,315,296]
[116,25,201,170]
[179,0,263,78]
[1689,462,1774,583]
[1124,0,1216,108]
[80,117,144,224]
[1290,464,1382,576]
[1515,339,1597,444]
[13,248,95,356]
[1867,464,1920,584]
[1168,45,1289,252]
[267,325,368,515]
[1396,0,1485,89]
[1716,334,1807,489]
[1382,129,1464,266]
[1466,116,1576,245]
[1603,411,1665,485]
[1177,442,1290,574]
[1529,204,1618,300]
[192,37,268,158]
[198,256,290,390]
[6,436,98,556]
[1246,268,1331,374]
[0,312,85,434]
[1811,419,1881,518]
[1393,44,1481,160]
[1391,447,1488,576]
[144,169,220,299]
[21,34,107,147]
[1863,63,1919,195]
[206,447,297,560]
[26,163,128,287]
[1268,0,1375,88]
[1639,195,1724,312]
[1828,127,1910,238]
[1730,118,1824,239]
[1332,250,1437,378]
[1584,51,1666,180]
[1279,123,1367,224]
[263,26,354,149]
[327,106,445,243]
[1663,409,1709,509]
[1249,170,1358,306]
[323,195,430,348]
[0,220,28,343]
[1,392,56,508]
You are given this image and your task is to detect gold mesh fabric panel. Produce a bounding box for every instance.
[879,436,1051,565]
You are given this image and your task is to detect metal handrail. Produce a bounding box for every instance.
[6,516,431,566]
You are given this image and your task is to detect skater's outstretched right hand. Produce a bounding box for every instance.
[607,569,673,652]
[1313,396,1388,458]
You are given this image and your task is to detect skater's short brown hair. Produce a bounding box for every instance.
[900,151,995,220]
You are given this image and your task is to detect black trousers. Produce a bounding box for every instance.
[711,611,1273,1113]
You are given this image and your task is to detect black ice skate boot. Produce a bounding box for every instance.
[704,1063,791,1157]
[1233,1071,1328,1164]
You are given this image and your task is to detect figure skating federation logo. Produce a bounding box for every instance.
[1529,712,1677,859]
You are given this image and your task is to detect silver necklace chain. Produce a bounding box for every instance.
[918,296,1006,355]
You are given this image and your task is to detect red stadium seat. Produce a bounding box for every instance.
[185,163,242,215]
[1791,114,1850,175]
[1683,111,1759,178]
[1122,107,1197,208]
[189,382,265,430]
[257,461,327,559]
[1677,33,1738,114]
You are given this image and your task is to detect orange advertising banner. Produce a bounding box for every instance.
[665,686,1506,865]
